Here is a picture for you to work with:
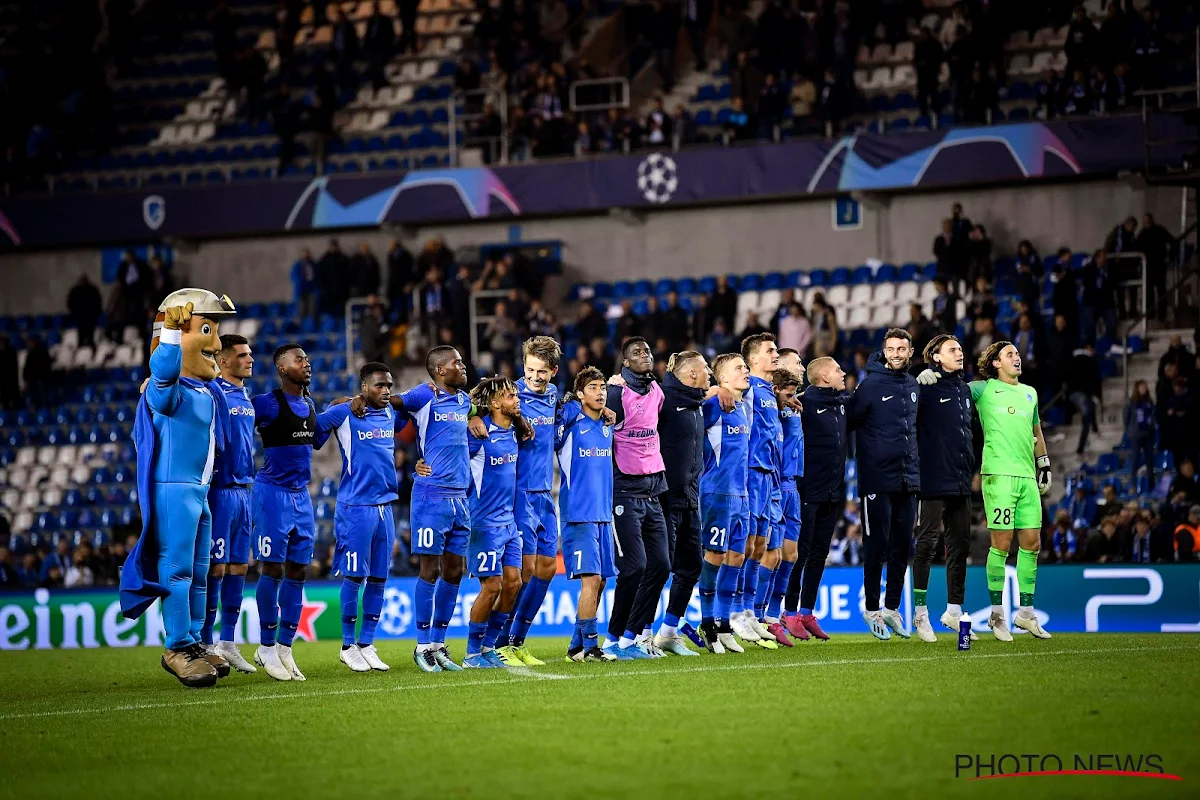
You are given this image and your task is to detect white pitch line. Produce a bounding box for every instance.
[2,642,1195,722]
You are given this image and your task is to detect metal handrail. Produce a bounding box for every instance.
[568,77,630,112]
[468,288,510,367]
[1120,261,1200,398]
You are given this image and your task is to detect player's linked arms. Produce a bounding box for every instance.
[414,458,433,477]
[705,385,737,412]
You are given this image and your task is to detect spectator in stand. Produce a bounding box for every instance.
[291,247,317,320]
[684,0,713,71]
[65,542,96,588]
[1081,518,1119,563]
[1014,240,1043,311]
[961,64,996,124]
[22,335,51,407]
[1125,379,1157,482]
[364,1,396,90]
[965,316,997,362]
[417,265,447,323]
[67,274,103,348]
[1067,342,1102,455]
[1036,68,1064,119]
[540,0,570,59]
[1049,509,1078,563]
[810,292,838,358]
[1065,4,1098,73]
[670,104,694,150]
[358,295,391,363]
[814,68,847,135]
[730,51,763,118]
[913,26,944,117]
[967,224,993,285]
[966,275,997,322]
[1162,377,1195,471]
[777,302,812,359]
[1080,249,1118,346]
[330,4,360,97]
[350,240,382,298]
[386,238,414,321]
[40,538,71,588]
[1046,313,1076,396]
[0,335,19,411]
[1176,506,1200,562]
[1097,1,1131,72]
[317,238,349,317]
[1171,461,1200,505]
[705,316,735,358]
[1105,216,1139,254]
[1050,248,1080,334]
[1011,312,1041,390]
[933,218,958,288]
[758,74,786,140]
[1159,335,1195,381]
[1128,510,1155,563]
[660,292,689,353]
[710,275,737,330]
[690,294,714,345]
[738,311,770,341]
[0,545,17,588]
[1137,212,1176,320]
[724,97,752,143]
[907,303,935,357]
[1061,67,1093,115]
[575,300,606,345]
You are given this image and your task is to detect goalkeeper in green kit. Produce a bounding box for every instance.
[969,341,1052,640]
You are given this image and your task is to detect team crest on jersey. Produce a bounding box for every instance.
[603,426,611,437]
[910,391,917,402]
[868,494,876,500]
[1026,393,1034,403]
[615,505,624,516]
[839,405,845,414]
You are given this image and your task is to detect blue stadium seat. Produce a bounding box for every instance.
[889,117,911,132]
[724,274,741,291]
[875,263,897,282]
[1096,453,1122,473]
[807,269,828,287]
[612,281,634,299]
[694,109,713,126]
[676,277,697,294]
[632,300,650,316]
[739,274,762,292]
[762,272,784,290]
[695,84,717,101]
[1071,252,1088,270]
[851,266,873,284]
[784,270,803,288]
[920,262,938,280]
[697,276,717,294]
[829,267,852,285]
[654,278,675,296]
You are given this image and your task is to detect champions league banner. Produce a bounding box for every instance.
[0,116,1191,250]
[2,565,1197,650]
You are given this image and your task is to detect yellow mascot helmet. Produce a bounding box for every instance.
[151,289,236,381]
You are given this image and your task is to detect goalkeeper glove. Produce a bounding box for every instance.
[1036,455,1052,496]
[916,369,939,386]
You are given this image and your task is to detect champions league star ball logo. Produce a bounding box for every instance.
[636,153,678,204]
[380,587,413,635]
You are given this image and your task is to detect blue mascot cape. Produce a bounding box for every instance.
[119,377,230,620]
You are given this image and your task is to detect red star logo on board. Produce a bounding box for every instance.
[295,591,327,642]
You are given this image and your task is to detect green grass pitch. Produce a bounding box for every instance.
[1,634,1196,799]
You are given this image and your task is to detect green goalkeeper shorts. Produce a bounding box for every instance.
[981,474,1042,531]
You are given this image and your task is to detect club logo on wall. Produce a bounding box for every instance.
[637,153,678,204]
[142,195,166,231]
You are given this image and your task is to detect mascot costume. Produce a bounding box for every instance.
[119,288,237,688]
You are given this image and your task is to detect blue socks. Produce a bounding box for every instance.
[220,573,245,642]
[277,578,304,647]
[571,620,583,651]
[202,573,222,645]
[483,610,509,650]
[466,620,486,656]
[582,617,599,650]
[414,578,436,646]
[256,574,281,646]
[430,578,460,645]
[715,563,738,622]
[741,559,758,614]
[699,560,719,623]
[340,578,361,647]
[496,582,523,645]
[768,561,794,619]
[662,611,680,628]
[360,579,385,646]
[511,576,551,645]
[754,563,774,619]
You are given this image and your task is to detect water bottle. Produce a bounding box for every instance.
[958,617,972,651]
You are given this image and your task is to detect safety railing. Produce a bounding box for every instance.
[450,87,508,166]
[568,77,630,112]
[468,288,510,371]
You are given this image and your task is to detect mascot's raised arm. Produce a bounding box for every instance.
[119,288,237,688]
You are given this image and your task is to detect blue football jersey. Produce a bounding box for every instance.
[555,400,614,523]
[401,383,471,496]
[700,395,750,497]
[515,378,557,494]
[468,415,518,527]
[252,391,337,491]
[210,377,256,487]
[327,402,405,506]
[779,404,804,480]
[746,376,780,474]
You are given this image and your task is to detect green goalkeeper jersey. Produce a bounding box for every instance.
[970,378,1039,479]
